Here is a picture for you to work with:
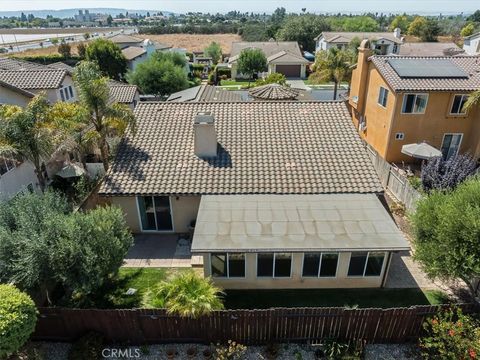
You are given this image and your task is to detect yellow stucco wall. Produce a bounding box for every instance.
[107,195,201,234]
[202,252,389,289]
[350,55,480,163]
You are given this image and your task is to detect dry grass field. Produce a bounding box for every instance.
[10,41,86,57]
[0,28,120,35]
[137,33,242,53]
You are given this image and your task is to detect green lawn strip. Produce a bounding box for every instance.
[87,268,186,309]
[220,79,251,86]
[223,288,451,309]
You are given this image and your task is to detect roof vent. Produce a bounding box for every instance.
[194,111,217,158]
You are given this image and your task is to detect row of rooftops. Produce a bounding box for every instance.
[0,57,139,105]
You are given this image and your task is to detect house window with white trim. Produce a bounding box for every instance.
[0,157,16,176]
[302,252,339,277]
[347,252,385,277]
[68,86,74,99]
[450,95,469,114]
[59,88,65,101]
[402,94,428,114]
[211,253,245,278]
[137,196,173,231]
[257,253,292,278]
[378,87,389,107]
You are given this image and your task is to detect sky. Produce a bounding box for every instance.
[0,0,478,14]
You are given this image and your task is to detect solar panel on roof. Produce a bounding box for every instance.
[387,59,468,79]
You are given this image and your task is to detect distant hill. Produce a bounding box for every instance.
[0,8,173,19]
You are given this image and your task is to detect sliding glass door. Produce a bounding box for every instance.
[137,196,173,231]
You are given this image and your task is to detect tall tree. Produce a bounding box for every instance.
[85,38,127,80]
[237,48,267,86]
[0,191,133,305]
[276,14,331,52]
[126,52,189,97]
[411,178,480,297]
[74,61,135,171]
[408,16,428,36]
[419,19,441,42]
[0,95,75,191]
[309,47,353,100]
[204,41,222,64]
[464,89,480,113]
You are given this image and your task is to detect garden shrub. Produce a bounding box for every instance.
[144,271,224,318]
[68,331,105,360]
[419,307,480,359]
[0,284,37,358]
[216,67,231,78]
[421,154,477,192]
[255,72,288,87]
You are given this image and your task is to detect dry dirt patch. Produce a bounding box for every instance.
[137,33,241,53]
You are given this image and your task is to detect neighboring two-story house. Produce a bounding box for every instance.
[349,40,480,163]
[463,32,480,55]
[228,41,310,79]
[99,101,408,289]
[315,29,403,55]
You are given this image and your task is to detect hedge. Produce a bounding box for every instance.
[0,284,37,358]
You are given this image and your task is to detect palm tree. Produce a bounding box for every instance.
[147,271,224,318]
[73,61,135,171]
[309,47,354,100]
[0,95,73,191]
[463,89,480,113]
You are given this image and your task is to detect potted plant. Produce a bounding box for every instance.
[187,346,197,359]
[202,348,213,359]
[265,343,279,359]
[166,347,176,359]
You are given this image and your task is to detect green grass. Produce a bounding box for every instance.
[223,288,451,309]
[81,268,183,309]
[220,79,251,86]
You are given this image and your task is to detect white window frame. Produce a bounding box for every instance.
[135,196,175,233]
[0,157,16,176]
[68,86,74,99]
[256,253,292,279]
[59,88,65,101]
[301,252,339,278]
[395,133,404,140]
[441,133,463,160]
[210,253,246,279]
[347,251,387,278]
[401,93,429,114]
[449,94,469,115]
[377,87,389,108]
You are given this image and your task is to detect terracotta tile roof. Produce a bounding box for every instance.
[249,84,299,100]
[108,83,139,104]
[398,42,464,57]
[0,79,36,98]
[316,31,403,44]
[371,55,480,92]
[167,85,243,102]
[108,34,144,44]
[229,41,306,64]
[0,58,47,71]
[48,61,75,74]
[121,46,147,60]
[0,69,67,89]
[266,50,310,64]
[100,101,383,196]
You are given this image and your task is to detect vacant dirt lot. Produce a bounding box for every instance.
[137,33,241,53]
[9,41,86,57]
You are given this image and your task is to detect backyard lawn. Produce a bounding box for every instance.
[223,288,450,309]
[93,268,451,310]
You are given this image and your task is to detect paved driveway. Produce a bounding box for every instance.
[286,79,309,90]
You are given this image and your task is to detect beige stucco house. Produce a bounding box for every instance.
[228,41,309,79]
[99,101,409,289]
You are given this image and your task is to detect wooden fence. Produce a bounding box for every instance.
[33,304,478,345]
[364,144,422,211]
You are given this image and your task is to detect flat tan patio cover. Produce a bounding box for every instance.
[191,194,410,253]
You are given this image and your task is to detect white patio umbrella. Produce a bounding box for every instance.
[401,142,442,160]
[56,163,86,178]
